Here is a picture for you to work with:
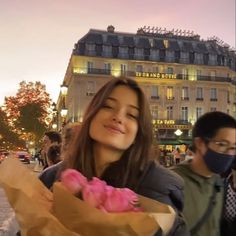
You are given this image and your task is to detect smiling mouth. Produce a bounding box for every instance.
[104,125,125,134]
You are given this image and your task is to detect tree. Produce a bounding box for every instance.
[0,108,24,149]
[4,81,52,144]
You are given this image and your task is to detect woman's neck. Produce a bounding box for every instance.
[93,143,123,177]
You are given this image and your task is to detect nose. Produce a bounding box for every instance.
[112,111,123,124]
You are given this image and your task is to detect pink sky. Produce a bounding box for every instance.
[0,0,235,105]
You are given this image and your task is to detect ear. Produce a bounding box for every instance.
[193,137,207,154]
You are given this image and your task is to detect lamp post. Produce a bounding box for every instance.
[51,102,58,130]
[60,83,68,128]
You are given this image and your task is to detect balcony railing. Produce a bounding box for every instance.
[72,67,235,85]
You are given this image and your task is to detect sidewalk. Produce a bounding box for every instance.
[0,188,19,236]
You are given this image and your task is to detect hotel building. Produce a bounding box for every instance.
[57,25,236,147]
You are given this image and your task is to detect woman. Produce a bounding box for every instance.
[40,77,189,235]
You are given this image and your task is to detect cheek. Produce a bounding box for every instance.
[129,122,138,140]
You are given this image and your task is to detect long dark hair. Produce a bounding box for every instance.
[65,77,154,189]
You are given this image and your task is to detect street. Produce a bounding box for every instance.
[0,160,43,236]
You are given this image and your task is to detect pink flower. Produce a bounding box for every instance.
[82,177,107,208]
[103,186,142,212]
[61,169,87,195]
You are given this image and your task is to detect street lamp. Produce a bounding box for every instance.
[174,129,183,137]
[51,102,58,130]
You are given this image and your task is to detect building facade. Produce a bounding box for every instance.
[58,25,236,148]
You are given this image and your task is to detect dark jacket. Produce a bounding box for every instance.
[39,160,189,236]
[137,161,190,236]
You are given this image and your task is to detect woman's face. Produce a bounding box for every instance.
[89,85,139,152]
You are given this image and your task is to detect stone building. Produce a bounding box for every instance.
[57,25,236,147]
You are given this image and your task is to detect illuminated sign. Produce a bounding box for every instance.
[136,72,177,79]
[153,120,175,125]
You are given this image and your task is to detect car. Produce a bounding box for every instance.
[0,151,9,163]
[14,151,32,164]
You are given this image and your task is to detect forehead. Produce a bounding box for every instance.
[42,135,51,142]
[108,85,139,107]
[214,128,236,143]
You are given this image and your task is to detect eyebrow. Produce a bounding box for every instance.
[106,97,140,111]
[215,139,236,145]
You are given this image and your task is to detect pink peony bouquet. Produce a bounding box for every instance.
[61,169,142,213]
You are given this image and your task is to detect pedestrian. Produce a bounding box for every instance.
[39,123,80,189]
[221,158,236,235]
[41,131,62,169]
[47,144,62,166]
[172,111,236,236]
[39,77,189,236]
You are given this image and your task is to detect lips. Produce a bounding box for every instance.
[104,124,125,134]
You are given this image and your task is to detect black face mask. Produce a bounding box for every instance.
[203,148,235,174]
[231,157,236,170]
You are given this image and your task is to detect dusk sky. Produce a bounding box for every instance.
[0,0,235,105]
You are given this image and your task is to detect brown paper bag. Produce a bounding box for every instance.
[53,182,159,236]
[0,158,175,236]
[0,158,81,236]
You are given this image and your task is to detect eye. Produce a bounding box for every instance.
[127,112,138,120]
[102,103,113,109]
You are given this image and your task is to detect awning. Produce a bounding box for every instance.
[158,139,192,145]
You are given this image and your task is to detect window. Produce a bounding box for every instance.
[196,87,203,100]
[196,107,203,119]
[210,107,217,112]
[104,63,111,74]
[181,107,188,122]
[167,86,174,100]
[87,61,93,73]
[86,81,96,96]
[153,66,159,73]
[163,39,169,48]
[151,86,159,99]
[120,64,127,75]
[150,105,158,119]
[182,68,188,80]
[167,67,173,74]
[197,70,201,79]
[136,65,143,72]
[182,87,189,100]
[210,88,217,101]
[167,106,173,119]
[210,71,216,79]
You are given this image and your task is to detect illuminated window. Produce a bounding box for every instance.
[167,86,174,99]
[163,39,169,48]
